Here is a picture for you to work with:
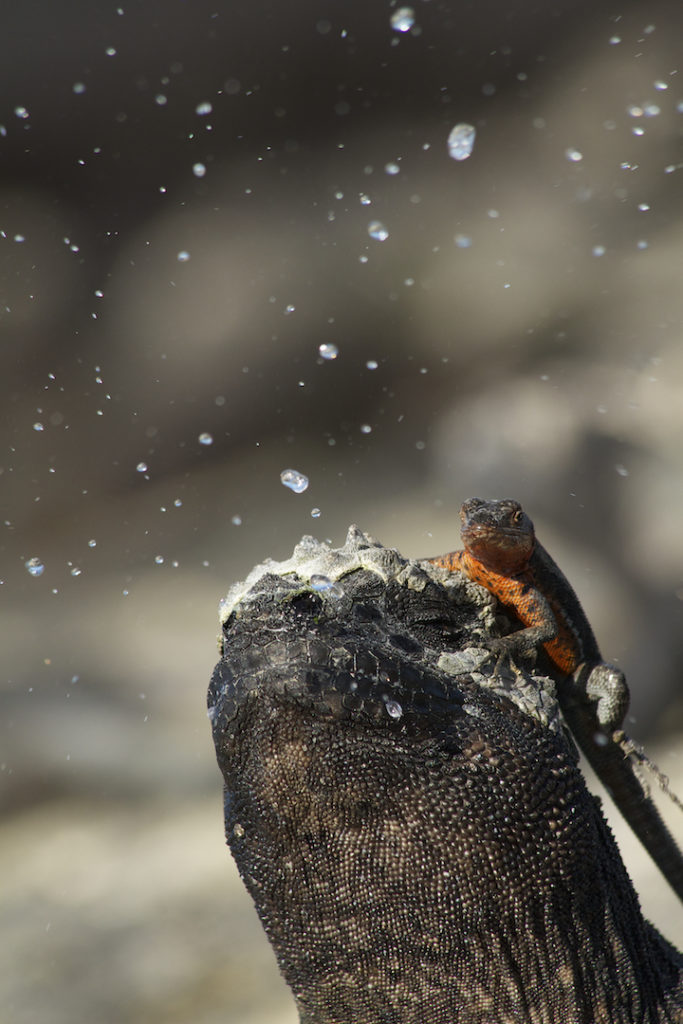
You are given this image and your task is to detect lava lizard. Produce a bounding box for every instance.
[429,496,683,902]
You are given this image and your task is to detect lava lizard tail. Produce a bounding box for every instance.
[429,496,683,903]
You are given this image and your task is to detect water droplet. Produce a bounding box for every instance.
[565,147,583,162]
[280,468,309,493]
[14,106,30,119]
[368,220,389,241]
[174,498,182,507]
[366,359,378,370]
[231,515,242,526]
[636,239,649,250]
[615,464,629,477]
[284,303,296,314]
[360,424,372,434]
[177,250,190,261]
[155,94,167,105]
[198,432,213,445]
[310,575,343,598]
[310,574,334,591]
[195,101,213,116]
[359,193,371,205]
[592,245,606,257]
[390,7,415,32]
[638,202,650,211]
[385,699,403,720]
[136,462,148,473]
[155,555,165,565]
[311,507,321,518]
[88,539,97,547]
[454,234,472,248]
[33,422,44,431]
[73,82,86,94]
[192,162,207,177]
[318,343,338,360]
[653,80,668,91]
[70,567,82,577]
[24,557,44,577]
[447,123,476,160]
[609,35,621,44]
[632,126,645,137]
[384,161,400,175]
[105,47,117,56]
[643,103,661,117]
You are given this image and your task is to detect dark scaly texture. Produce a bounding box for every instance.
[210,527,683,1024]
[429,497,683,902]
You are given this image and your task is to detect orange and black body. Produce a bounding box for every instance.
[430,497,601,676]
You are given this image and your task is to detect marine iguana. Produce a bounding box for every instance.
[209,526,683,1023]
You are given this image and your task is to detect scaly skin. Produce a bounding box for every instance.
[430,497,683,902]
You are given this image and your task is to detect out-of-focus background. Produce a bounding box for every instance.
[2,1,683,1020]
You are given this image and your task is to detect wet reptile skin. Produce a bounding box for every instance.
[209,529,683,1024]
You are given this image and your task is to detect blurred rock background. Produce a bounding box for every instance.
[2,0,683,1020]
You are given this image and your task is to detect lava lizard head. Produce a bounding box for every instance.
[459,497,536,574]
